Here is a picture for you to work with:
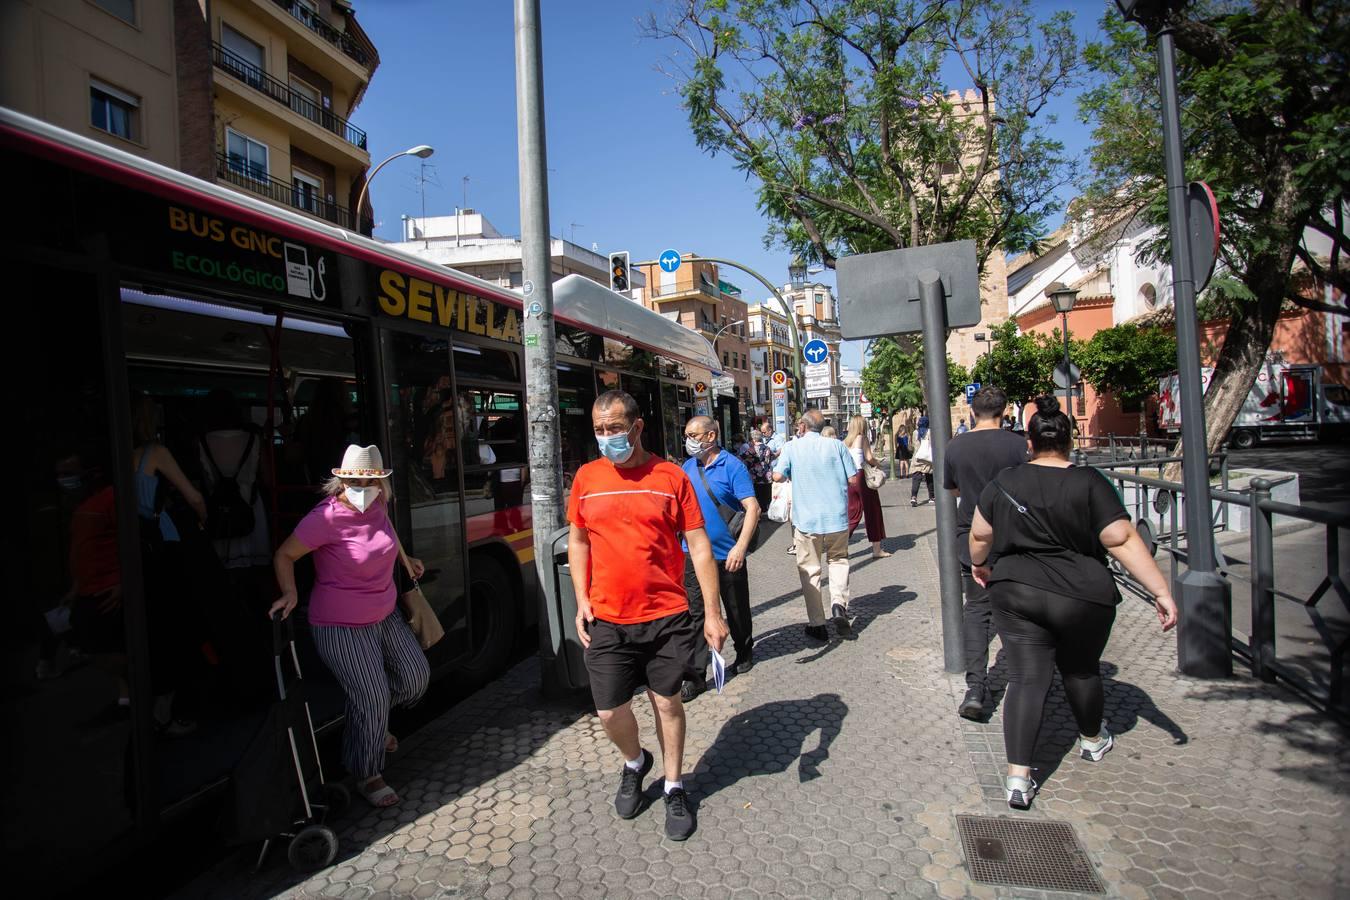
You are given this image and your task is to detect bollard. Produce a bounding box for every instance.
[1248,478,1276,682]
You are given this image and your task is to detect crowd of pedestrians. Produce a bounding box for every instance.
[262,381,1181,840]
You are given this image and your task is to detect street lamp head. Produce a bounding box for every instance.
[974,332,986,342]
[406,145,435,159]
[1114,0,1177,27]
[788,259,806,286]
[1045,281,1079,314]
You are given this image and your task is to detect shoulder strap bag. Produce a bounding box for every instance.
[694,460,759,552]
[990,475,1060,546]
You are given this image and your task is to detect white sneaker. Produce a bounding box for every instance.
[1006,775,1037,810]
[1080,728,1114,762]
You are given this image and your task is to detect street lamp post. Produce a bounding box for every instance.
[711,318,746,423]
[355,144,435,230]
[1046,281,1079,424]
[1114,0,1231,678]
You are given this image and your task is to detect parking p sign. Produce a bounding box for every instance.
[965,382,981,403]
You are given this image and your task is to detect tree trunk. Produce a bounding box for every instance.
[1162,168,1303,480]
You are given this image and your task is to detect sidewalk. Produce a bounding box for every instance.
[180,480,1350,899]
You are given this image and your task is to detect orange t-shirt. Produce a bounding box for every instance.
[567,454,705,624]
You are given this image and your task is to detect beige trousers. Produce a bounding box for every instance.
[793,528,851,626]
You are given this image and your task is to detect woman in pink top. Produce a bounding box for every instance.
[270,445,429,808]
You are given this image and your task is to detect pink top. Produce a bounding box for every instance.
[294,496,398,627]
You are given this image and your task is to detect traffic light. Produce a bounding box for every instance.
[609,250,630,293]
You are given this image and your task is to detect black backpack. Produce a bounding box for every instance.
[201,433,257,540]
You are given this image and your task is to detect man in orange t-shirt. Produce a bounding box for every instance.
[568,390,727,841]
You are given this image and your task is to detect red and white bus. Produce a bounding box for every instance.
[2,107,719,888]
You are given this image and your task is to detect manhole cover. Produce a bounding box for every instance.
[956,815,1104,894]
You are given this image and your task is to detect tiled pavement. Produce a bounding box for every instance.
[180,482,1349,899]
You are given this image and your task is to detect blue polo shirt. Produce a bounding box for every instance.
[773,431,856,534]
[681,447,756,559]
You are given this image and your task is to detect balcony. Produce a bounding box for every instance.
[269,0,370,67]
[648,279,723,302]
[216,153,373,234]
[212,43,368,151]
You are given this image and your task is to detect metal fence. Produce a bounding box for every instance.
[268,0,370,67]
[1090,459,1348,717]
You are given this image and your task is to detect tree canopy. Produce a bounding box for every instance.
[862,337,967,413]
[1077,324,1178,429]
[647,0,1084,270]
[1078,0,1348,454]
[968,320,1064,416]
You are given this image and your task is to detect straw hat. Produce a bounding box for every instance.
[331,444,392,478]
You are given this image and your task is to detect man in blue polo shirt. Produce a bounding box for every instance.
[772,409,858,641]
[681,416,761,700]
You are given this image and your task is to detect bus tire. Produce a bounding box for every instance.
[456,553,519,684]
[1230,428,1257,450]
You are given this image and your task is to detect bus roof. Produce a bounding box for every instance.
[0,106,720,375]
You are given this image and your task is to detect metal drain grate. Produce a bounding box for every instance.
[956,815,1105,894]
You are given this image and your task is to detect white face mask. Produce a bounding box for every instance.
[344,485,379,512]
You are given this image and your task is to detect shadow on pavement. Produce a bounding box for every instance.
[746,584,917,668]
[690,692,849,802]
[1022,661,1188,789]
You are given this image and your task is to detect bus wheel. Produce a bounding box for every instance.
[456,554,519,683]
[1231,429,1257,450]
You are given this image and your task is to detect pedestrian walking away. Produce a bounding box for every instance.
[568,391,728,841]
[968,396,1178,811]
[942,385,1029,720]
[909,434,935,506]
[680,416,761,701]
[844,414,890,559]
[270,444,430,809]
[773,409,859,641]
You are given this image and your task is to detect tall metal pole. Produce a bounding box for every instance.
[918,269,964,673]
[1061,311,1072,421]
[1158,27,1232,677]
[514,0,564,652]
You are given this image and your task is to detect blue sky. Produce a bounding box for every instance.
[352,1,1111,371]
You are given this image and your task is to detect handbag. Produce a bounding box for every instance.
[863,462,888,490]
[913,439,933,463]
[694,461,759,552]
[766,480,792,523]
[399,579,445,650]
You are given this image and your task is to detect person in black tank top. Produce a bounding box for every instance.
[967,396,1179,811]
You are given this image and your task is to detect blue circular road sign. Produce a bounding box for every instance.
[803,339,830,364]
[658,249,682,273]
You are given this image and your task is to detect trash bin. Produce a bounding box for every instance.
[538,525,589,694]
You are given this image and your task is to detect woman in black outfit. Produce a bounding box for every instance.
[969,396,1178,810]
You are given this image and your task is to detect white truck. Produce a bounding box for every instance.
[1158,359,1350,449]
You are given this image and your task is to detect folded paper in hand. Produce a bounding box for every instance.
[710,647,727,694]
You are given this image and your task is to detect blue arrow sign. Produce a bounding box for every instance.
[803,339,829,364]
[658,249,682,273]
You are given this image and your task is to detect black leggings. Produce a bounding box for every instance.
[991,580,1116,767]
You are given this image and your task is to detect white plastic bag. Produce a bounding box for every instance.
[766,480,792,523]
[913,438,933,463]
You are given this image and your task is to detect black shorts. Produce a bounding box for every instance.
[584,611,700,711]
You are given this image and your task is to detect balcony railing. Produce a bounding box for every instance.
[215,153,372,234]
[269,0,370,67]
[648,280,723,302]
[212,43,368,150]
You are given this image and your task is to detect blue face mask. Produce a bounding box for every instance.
[596,425,637,464]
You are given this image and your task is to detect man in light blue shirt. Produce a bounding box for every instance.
[772,409,859,640]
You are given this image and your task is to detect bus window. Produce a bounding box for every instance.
[620,374,664,458]
[14,268,134,888]
[383,332,470,664]
[558,365,599,489]
[452,342,521,382]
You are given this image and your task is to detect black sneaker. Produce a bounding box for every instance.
[730,648,754,675]
[614,749,653,819]
[831,603,852,637]
[664,786,695,840]
[958,687,986,721]
[804,624,829,642]
[680,678,706,703]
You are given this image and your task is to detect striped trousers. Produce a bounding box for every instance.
[310,609,430,780]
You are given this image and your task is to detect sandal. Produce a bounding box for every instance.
[359,775,399,808]
[385,732,398,754]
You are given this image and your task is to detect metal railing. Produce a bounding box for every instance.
[647,281,724,302]
[1074,431,1176,461]
[268,0,370,67]
[215,153,372,233]
[212,43,368,150]
[1091,461,1348,716]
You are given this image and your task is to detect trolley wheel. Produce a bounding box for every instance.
[287,824,338,872]
[321,782,351,817]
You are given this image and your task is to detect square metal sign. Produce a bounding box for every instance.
[836,240,982,338]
